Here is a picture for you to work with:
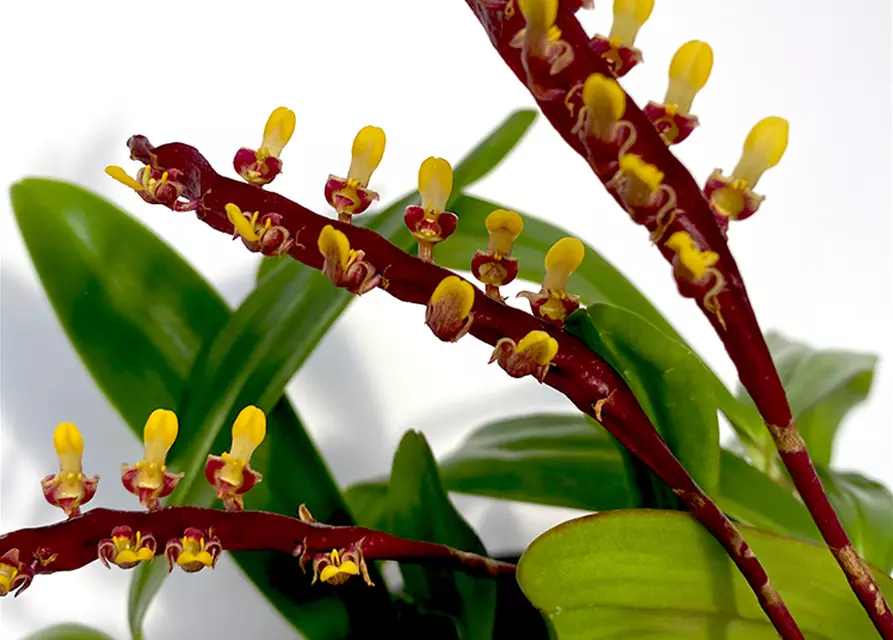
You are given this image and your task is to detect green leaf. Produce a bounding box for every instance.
[22,625,114,640]
[739,332,878,468]
[517,510,893,639]
[385,431,497,639]
[818,467,893,573]
[257,108,538,283]
[345,414,821,544]
[565,304,720,499]
[450,109,537,192]
[9,178,229,429]
[445,194,766,449]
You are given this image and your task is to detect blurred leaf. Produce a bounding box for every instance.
[739,332,877,468]
[345,414,821,544]
[9,178,228,429]
[517,510,893,639]
[818,467,893,573]
[385,431,497,639]
[446,194,766,449]
[22,625,114,640]
[450,109,537,192]
[258,108,538,282]
[565,304,720,500]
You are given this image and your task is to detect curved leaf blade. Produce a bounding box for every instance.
[450,109,537,192]
[385,431,496,640]
[517,510,893,639]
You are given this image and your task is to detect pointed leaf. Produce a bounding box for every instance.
[385,431,497,639]
[517,510,893,639]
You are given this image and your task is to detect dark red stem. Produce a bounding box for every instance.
[460,2,893,636]
[113,134,803,638]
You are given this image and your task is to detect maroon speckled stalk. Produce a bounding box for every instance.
[0,507,513,582]
[460,2,893,636]
[94,135,804,637]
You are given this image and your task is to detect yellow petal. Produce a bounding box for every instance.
[485,209,524,236]
[320,564,341,583]
[339,560,360,576]
[582,73,626,122]
[666,231,697,254]
[543,237,585,291]
[225,203,260,242]
[137,547,155,562]
[733,116,789,187]
[430,276,476,319]
[317,225,352,271]
[619,155,664,192]
[232,406,267,448]
[418,156,453,213]
[261,106,296,158]
[665,41,713,114]
[516,331,559,366]
[609,0,655,46]
[518,0,558,31]
[347,126,386,186]
[105,165,145,192]
[53,422,84,456]
[143,408,178,465]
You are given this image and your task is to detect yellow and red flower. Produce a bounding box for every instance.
[41,422,99,518]
[204,406,267,510]
[0,549,32,597]
[121,409,183,510]
[426,276,476,342]
[105,164,186,208]
[325,126,386,222]
[471,209,523,300]
[317,225,381,295]
[311,543,373,587]
[588,0,654,77]
[490,330,559,383]
[165,528,222,573]
[233,106,297,186]
[225,203,296,256]
[517,237,585,327]
[98,526,157,569]
[404,157,459,262]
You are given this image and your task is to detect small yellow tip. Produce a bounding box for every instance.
[545,237,585,273]
[619,155,664,192]
[518,0,558,29]
[143,409,179,450]
[582,73,626,121]
[666,231,695,254]
[744,116,789,169]
[225,203,260,242]
[105,165,144,192]
[317,225,352,271]
[485,209,524,237]
[53,422,84,456]
[418,157,454,213]
[430,276,476,318]
[669,41,714,91]
[348,126,387,186]
[232,406,267,447]
[614,0,655,22]
[262,106,297,158]
[516,330,560,365]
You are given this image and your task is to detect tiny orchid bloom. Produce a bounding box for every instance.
[645,41,713,145]
[98,526,157,569]
[517,237,585,327]
[41,422,99,518]
[204,406,267,511]
[666,231,719,282]
[489,330,559,383]
[120,409,183,510]
[404,157,459,262]
[426,276,476,342]
[233,106,297,186]
[325,126,386,222]
[471,209,524,300]
[165,528,222,573]
[572,73,627,144]
[589,0,655,77]
[611,154,665,210]
[224,203,296,256]
[705,116,789,226]
[105,164,186,209]
[509,0,573,100]
[312,544,374,587]
[317,225,381,295]
[0,549,32,598]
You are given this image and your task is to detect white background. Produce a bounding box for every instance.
[1,1,891,638]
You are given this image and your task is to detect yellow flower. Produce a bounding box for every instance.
[732,116,789,189]
[121,409,183,509]
[664,41,713,115]
[426,276,477,342]
[582,73,627,133]
[347,126,386,187]
[666,231,719,279]
[609,0,655,48]
[41,422,99,517]
[204,406,267,510]
[542,237,585,292]
[418,157,453,215]
[258,106,296,160]
[485,209,524,257]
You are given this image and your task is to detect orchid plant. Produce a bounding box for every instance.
[3,1,892,639]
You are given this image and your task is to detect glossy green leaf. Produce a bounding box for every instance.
[385,431,497,639]
[518,510,893,639]
[565,304,720,498]
[22,625,114,640]
[739,332,877,468]
[9,178,229,429]
[345,414,822,544]
[445,194,766,449]
[818,466,893,573]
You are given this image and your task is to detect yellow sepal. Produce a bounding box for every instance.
[348,126,386,186]
[516,331,559,365]
[105,165,144,192]
[418,157,453,214]
[430,276,475,319]
[225,203,260,242]
[582,73,626,123]
[261,106,296,158]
